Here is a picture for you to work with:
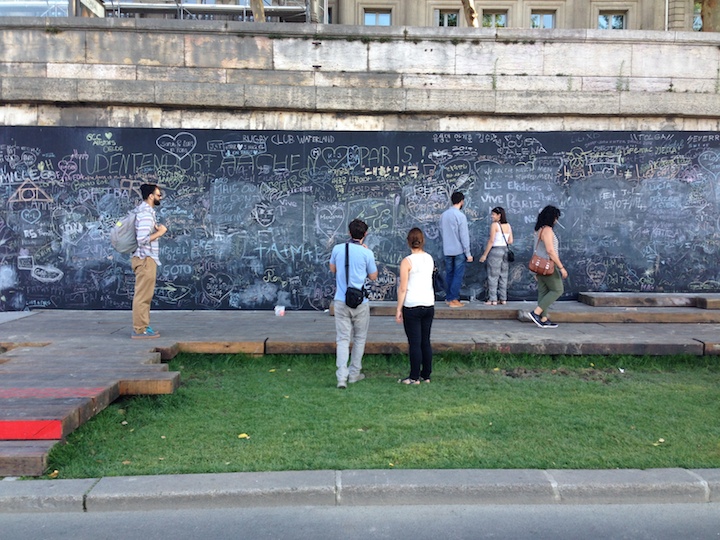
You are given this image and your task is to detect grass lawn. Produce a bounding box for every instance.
[46,352,720,479]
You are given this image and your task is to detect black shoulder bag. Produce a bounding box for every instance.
[432,260,446,293]
[345,243,365,309]
[500,226,515,262]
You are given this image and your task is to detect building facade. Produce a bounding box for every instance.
[0,0,704,32]
[331,0,701,31]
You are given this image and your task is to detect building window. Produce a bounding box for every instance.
[531,10,555,28]
[482,10,507,28]
[693,1,702,31]
[598,11,626,29]
[435,9,459,27]
[364,9,391,26]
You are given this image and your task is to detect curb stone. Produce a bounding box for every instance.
[1,469,719,513]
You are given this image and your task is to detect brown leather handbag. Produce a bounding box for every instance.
[528,231,555,276]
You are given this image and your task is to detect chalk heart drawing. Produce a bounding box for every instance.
[21,208,41,224]
[320,147,347,170]
[21,151,36,168]
[202,272,233,303]
[586,260,608,289]
[156,132,197,161]
[698,150,720,181]
[58,159,78,176]
[317,206,345,238]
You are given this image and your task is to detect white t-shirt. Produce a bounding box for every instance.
[403,252,435,308]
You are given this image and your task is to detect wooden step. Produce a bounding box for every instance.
[119,371,180,395]
[695,294,720,310]
[0,387,117,441]
[0,440,59,476]
[360,301,720,323]
[578,292,698,307]
[578,292,720,309]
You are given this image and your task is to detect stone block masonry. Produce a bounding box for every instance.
[1,19,720,130]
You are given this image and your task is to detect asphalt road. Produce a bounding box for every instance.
[2,503,720,540]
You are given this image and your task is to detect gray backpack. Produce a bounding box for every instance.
[110,208,139,254]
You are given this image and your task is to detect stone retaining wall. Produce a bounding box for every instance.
[1,18,719,131]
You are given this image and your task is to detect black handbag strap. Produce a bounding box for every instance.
[345,242,350,287]
[533,227,544,254]
[499,224,510,247]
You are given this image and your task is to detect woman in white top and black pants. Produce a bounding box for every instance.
[395,228,435,385]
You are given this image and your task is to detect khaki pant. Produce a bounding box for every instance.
[333,299,370,385]
[131,256,157,333]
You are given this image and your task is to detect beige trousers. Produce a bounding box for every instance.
[131,256,158,333]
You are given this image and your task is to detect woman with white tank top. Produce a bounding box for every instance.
[395,227,435,385]
[478,206,513,305]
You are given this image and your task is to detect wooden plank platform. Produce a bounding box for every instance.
[578,292,720,309]
[0,333,181,476]
[364,301,720,323]
[695,294,720,310]
[0,440,59,476]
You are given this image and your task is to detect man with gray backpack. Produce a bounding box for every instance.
[130,184,167,339]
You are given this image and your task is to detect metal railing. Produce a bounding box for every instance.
[0,0,68,16]
[0,0,310,20]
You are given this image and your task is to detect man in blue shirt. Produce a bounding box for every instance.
[329,219,378,389]
[439,191,473,308]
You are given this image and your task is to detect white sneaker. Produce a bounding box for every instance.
[348,374,365,384]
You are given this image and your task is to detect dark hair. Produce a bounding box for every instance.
[406,227,425,249]
[491,206,508,224]
[450,192,464,205]
[534,205,562,231]
[348,219,369,240]
[140,183,158,200]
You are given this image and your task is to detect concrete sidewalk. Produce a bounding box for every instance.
[1,468,719,512]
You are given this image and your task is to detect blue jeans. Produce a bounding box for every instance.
[444,255,466,301]
[402,305,434,381]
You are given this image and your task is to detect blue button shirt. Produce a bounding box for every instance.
[330,242,377,303]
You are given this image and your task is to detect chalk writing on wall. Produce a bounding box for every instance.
[1,128,719,311]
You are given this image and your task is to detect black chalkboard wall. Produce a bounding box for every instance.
[1,128,719,311]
